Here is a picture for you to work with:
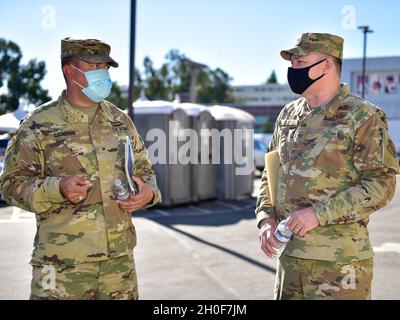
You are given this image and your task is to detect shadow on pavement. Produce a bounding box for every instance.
[143,208,276,274]
[163,224,276,274]
[143,206,255,227]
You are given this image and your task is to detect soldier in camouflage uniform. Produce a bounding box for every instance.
[0,38,161,300]
[256,33,399,300]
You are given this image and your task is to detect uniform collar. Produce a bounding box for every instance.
[321,83,350,118]
[299,84,350,119]
[58,91,116,124]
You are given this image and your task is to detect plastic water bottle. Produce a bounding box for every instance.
[113,179,130,201]
[273,219,293,258]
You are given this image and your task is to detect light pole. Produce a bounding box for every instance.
[127,0,137,121]
[358,25,373,98]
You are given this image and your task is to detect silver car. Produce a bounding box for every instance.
[253,133,272,170]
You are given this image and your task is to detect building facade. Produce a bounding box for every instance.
[341,56,400,152]
[341,56,400,120]
[229,83,298,132]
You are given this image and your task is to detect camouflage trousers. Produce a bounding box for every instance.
[30,252,138,300]
[274,255,373,300]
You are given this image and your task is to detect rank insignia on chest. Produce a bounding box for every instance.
[54,131,77,138]
[112,125,129,133]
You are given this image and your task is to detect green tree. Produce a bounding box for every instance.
[266,70,278,84]
[107,81,128,109]
[107,70,143,109]
[165,49,191,97]
[0,38,51,114]
[143,56,170,100]
[197,68,235,103]
[141,49,236,103]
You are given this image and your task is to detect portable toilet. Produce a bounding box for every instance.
[132,100,192,206]
[208,105,255,200]
[177,103,217,202]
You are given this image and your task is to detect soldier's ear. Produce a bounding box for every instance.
[324,58,334,74]
[62,63,72,81]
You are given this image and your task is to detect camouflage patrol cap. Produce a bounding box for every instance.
[61,37,118,67]
[280,33,344,61]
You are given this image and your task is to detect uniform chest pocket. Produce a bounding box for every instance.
[107,122,132,173]
[44,132,97,177]
[111,122,130,149]
[296,127,339,167]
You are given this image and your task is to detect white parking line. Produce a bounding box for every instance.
[152,209,171,217]
[189,206,212,214]
[374,242,400,253]
[214,201,242,211]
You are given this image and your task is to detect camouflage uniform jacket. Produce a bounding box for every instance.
[0,92,162,266]
[256,84,399,261]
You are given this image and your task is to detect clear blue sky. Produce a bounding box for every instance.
[1,0,400,100]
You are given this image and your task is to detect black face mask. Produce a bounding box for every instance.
[287,59,327,94]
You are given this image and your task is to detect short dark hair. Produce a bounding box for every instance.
[61,56,77,83]
[316,52,342,76]
[61,56,77,68]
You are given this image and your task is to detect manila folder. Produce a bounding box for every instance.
[264,150,280,207]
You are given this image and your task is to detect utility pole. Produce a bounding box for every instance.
[358,25,373,98]
[127,0,137,121]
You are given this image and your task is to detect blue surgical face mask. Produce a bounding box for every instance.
[71,65,112,102]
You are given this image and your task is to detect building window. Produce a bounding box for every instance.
[354,71,400,95]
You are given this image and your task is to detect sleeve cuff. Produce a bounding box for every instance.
[313,201,329,227]
[142,185,162,209]
[256,208,274,229]
[43,177,66,203]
